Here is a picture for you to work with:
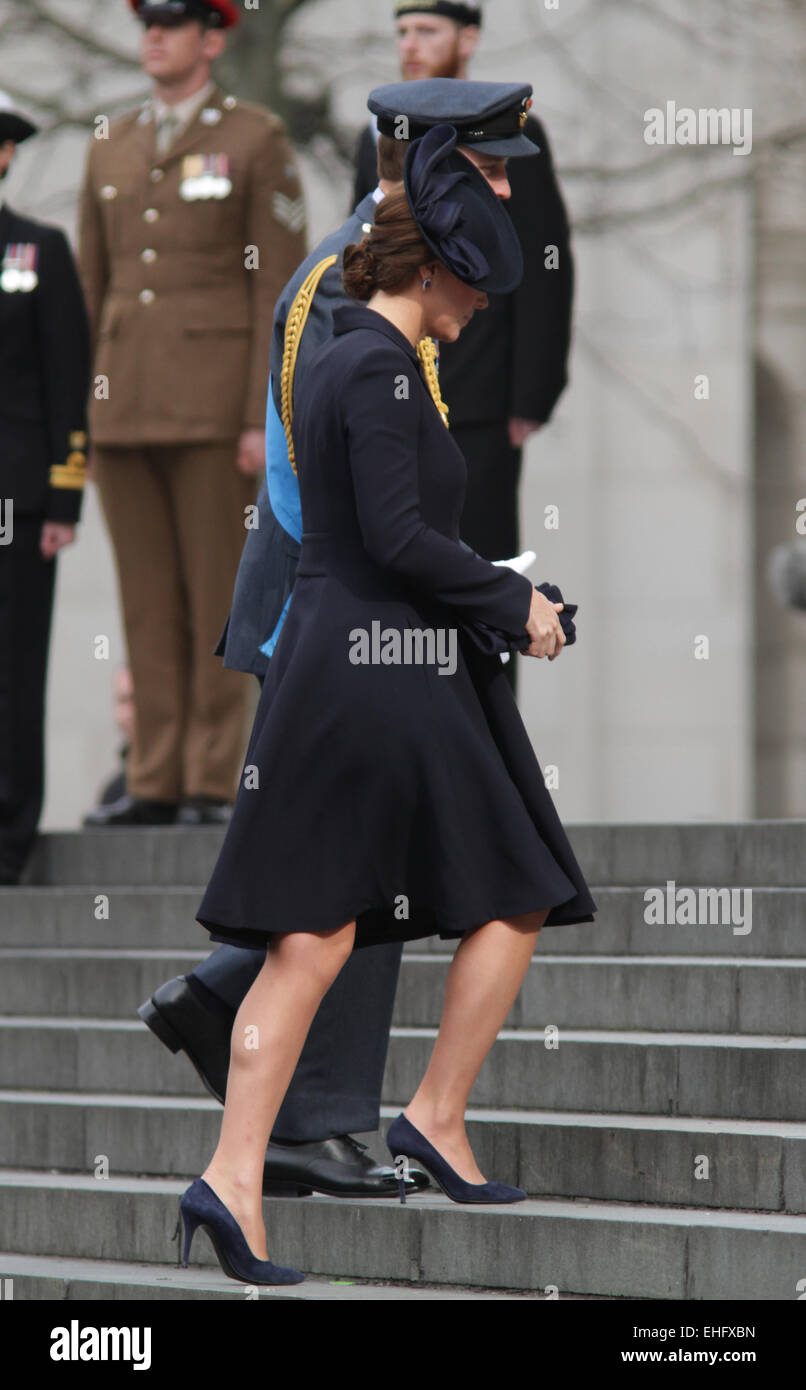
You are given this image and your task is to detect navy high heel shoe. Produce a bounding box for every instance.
[177,1177,305,1285]
[387,1114,526,1205]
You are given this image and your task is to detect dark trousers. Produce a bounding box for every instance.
[193,940,404,1141]
[453,420,523,696]
[0,513,56,880]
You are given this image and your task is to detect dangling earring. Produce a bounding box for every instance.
[422,277,432,291]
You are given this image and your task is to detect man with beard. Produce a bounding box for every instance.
[354,2,574,693]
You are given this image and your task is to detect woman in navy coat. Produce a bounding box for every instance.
[180,126,597,1285]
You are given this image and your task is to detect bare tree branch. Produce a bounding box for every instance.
[577,332,739,491]
[574,166,752,232]
[562,122,806,184]
[24,0,138,64]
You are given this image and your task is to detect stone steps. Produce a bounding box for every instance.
[0,1252,543,1300]
[21,821,806,887]
[3,948,806,1034]
[1,1092,804,1212]
[3,884,801,954]
[2,1169,806,1300]
[1,1016,804,1118]
[1,821,804,1299]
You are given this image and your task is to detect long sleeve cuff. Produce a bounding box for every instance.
[46,431,88,522]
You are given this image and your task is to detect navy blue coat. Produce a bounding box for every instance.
[197,305,596,950]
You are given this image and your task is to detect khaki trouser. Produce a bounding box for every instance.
[94,442,255,803]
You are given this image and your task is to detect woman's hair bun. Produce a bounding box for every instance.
[342,240,378,302]
[342,191,431,302]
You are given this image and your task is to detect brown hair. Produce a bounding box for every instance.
[376,133,408,183]
[342,187,433,301]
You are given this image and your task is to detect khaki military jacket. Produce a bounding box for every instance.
[78,86,307,445]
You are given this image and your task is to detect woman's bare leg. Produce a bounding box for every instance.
[403,908,549,1183]
[200,922,355,1259]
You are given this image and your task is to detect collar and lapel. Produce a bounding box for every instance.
[128,86,230,171]
[332,305,421,367]
[353,191,379,226]
[0,203,32,246]
[154,86,230,170]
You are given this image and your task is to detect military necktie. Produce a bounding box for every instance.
[156,111,181,154]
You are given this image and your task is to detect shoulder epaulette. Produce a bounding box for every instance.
[281,254,338,476]
[417,337,450,429]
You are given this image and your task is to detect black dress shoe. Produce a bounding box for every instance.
[262,1135,430,1199]
[137,975,232,1103]
[139,978,431,1200]
[84,794,178,827]
[176,797,233,826]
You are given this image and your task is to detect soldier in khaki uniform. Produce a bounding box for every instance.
[81,0,307,826]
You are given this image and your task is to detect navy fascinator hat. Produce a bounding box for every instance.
[402,123,523,295]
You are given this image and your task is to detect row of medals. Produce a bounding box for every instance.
[1,119,235,292]
[1,245,38,293]
[179,154,232,202]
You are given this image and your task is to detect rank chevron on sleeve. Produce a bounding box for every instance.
[272,191,306,233]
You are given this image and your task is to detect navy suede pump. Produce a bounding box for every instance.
[178,1177,305,1285]
[387,1113,527,1205]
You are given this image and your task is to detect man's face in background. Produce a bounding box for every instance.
[396,14,479,80]
[460,146,511,200]
[140,17,224,84]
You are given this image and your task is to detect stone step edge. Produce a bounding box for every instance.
[28,820,806,837]
[2,1017,806,1048]
[4,948,806,967]
[3,1169,806,1231]
[0,1253,547,1300]
[2,1090,806,1139]
[8,883,805,894]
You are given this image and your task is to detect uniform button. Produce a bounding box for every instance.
[139,288,155,305]
[100,185,118,200]
[361,222,372,234]
[150,168,164,183]
[223,95,237,110]
[141,248,157,264]
[143,208,159,223]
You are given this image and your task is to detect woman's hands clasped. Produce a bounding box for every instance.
[525,588,566,661]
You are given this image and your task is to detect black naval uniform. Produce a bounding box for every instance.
[353,111,574,562]
[0,204,90,881]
